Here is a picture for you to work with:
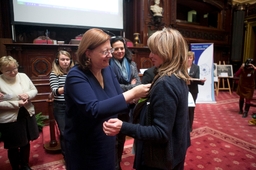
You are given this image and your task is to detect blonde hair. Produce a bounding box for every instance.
[0,56,19,71]
[147,27,189,83]
[188,51,195,60]
[51,50,74,76]
[77,28,111,71]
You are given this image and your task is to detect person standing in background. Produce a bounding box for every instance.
[187,51,206,132]
[0,56,39,170]
[235,58,256,118]
[110,36,141,170]
[49,50,74,159]
[104,27,191,170]
[64,28,150,170]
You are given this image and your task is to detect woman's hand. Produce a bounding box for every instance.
[123,84,151,103]
[103,118,123,136]
[58,87,64,95]
[132,84,151,99]
[240,63,245,68]
[19,93,29,101]
[131,78,136,85]
[201,78,207,83]
[18,99,28,107]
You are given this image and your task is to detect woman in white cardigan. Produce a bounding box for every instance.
[0,56,39,170]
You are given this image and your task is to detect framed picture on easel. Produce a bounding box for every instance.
[217,65,233,78]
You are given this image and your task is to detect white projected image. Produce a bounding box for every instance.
[12,0,123,29]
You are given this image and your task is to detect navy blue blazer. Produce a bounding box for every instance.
[64,65,129,170]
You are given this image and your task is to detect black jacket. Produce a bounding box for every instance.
[121,75,191,170]
[188,64,204,96]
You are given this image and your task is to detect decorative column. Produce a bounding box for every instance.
[230,4,246,63]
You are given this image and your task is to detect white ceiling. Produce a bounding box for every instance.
[232,0,256,5]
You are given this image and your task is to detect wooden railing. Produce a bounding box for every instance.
[43,92,61,153]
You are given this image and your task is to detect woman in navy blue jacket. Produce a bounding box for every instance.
[104,28,191,170]
[64,28,150,170]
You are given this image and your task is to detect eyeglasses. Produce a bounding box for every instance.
[101,48,114,56]
[4,68,18,74]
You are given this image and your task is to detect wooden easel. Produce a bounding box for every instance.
[217,61,232,94]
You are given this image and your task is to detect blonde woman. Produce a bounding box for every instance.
[0,56,38,170]
[104,28,191,170]
[49,50,74,158]
[187,51,205,132]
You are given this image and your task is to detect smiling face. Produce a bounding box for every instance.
[149,52,164,68]
[1,62,18,79]
[87,40,113,70]
[111,40,125,61]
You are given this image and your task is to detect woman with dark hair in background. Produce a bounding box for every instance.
[49,50,74,159]
[110,36,141,170]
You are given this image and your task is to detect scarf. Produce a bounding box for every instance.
[110,57,131,84]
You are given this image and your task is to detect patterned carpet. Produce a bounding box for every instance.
[121,91,256,170]
[0,91,256,170]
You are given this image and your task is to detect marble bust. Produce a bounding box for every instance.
[150,0,163,17]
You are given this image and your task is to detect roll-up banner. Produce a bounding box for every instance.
[191,43,215,103]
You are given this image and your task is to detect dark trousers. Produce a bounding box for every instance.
[139,159,185,170]
[8,143,30,170]
[53,101,66,157]
[188,92,197,132]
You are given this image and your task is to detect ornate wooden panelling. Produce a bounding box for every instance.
[176,22,229,45]
[129,47,151,70]
[247,4,256,16]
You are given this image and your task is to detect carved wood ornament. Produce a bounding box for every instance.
[147,0,165,30]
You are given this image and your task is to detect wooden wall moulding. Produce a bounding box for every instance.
[176,23,229,45]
